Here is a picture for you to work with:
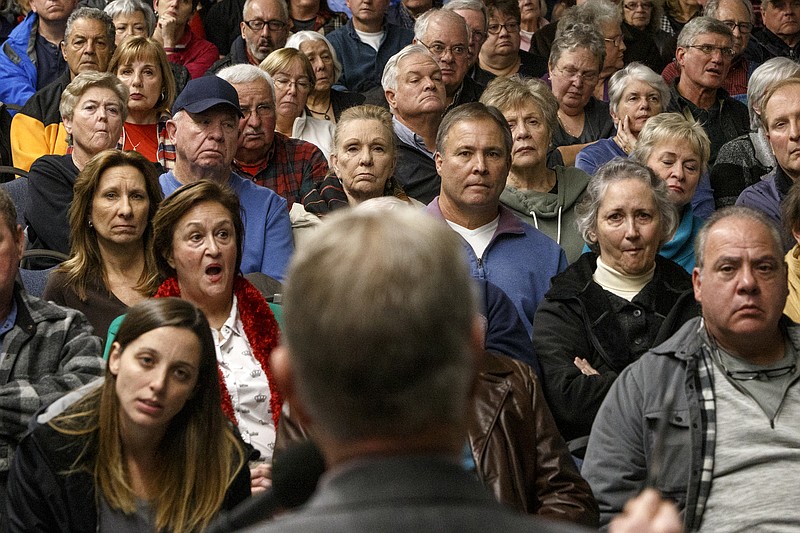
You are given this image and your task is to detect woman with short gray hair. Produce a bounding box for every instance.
[533,157,696,451]
[576,62,669,175]
[711,57,800,208]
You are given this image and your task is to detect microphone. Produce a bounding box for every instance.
[207,440,326,532]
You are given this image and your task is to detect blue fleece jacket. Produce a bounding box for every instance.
[0,12,39,112]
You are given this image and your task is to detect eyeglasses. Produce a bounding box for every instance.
[717,358,796,381]
[243,19,287,32]
[487,21,520,34]
[241,103,275,120]
[720,20,754,34]
[623,2,653,9]
[686,44,735,58]
[553,64,599,83]
[273,77,313,92]
[417,39,470,58]
[604,34,624,47]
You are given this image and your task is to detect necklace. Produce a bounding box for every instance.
[307,99,332,120]
[557,111,580,137]
[121,126,140,152]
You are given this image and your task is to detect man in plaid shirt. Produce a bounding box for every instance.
[0,188,103,530]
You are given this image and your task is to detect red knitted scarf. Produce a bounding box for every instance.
[154,276,282,428]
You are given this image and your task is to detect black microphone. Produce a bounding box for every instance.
[207,440,326,532]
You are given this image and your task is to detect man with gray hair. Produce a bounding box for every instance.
[584,206,800,529]
[209,0,290,75]
[662,0,755,102]
[746,0,800,64]
[444,0,492,81]
[217,64,328,208]
[427,102,567,337]
[666,16,749,166]
[413,8,484,110]
[0,187,103,530]
[245,207,588,533]
[383,44,447,204]
[161,75,293,281]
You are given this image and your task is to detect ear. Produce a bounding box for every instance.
[385,89,397,111]
[675,47,686,70]
[329,152,339,174]
[108,342,123,376]
[792,227,800,247]
[271,343,314,425]
[692,267,703,304]
[165,119,178,143]
[610,107,619,124]
[240,20,247,39]
[166,251,176,270]
[62,115,73,135]
[434,150,443,175]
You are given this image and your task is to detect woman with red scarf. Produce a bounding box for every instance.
[152,179,281,491]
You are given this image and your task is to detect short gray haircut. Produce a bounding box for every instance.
[60,70,129,121]
[381,44,436,92]
[676,16,733,49]
[556,0,621,37]
[286,31,343,85]
[436,102,512,159]
[695,206,784,269]
[282,208,478,441]
[104,0,156,36]
[65,7,116,48]
[747,57,800,130]
[479,75,558,143]
[444,0,489,33]
[703,0,754,24]
[415,8,471,43]
[216,63,275,104]
[608,62,671,116]
[576,158,678,254]
[244,0,288,21]
[549,22,605,72]
[631,112,711,173]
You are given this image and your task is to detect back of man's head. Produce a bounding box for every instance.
[281,208,478,445]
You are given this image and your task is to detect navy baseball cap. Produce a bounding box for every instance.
[172,76,244,117]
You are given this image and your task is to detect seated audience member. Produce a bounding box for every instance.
[10,7,115,172]
[712,57,800,208]
[746,0,800,64]
[548,23,614,167]
[0,0,76,112]
[661,0,755,103]
[475,0,547,86]
[383,44,446,205]
[481,76,589,264]
[43,150,162,342]
[161,75,293,281]
[444,0,491,83]
[286,32,365,124]
[109,36,177,171]
[27,71,127,261]
[6,298,251,532]
[534,158,697,449]
[621,0,675,72]
[427,102,568,337]
[152,0,217,78]
[217,64,328,209]
[519,0,548,52]
[261,48,335,161]
[583,206,800,530]
[0,187,103,528]
[576,62,669,176]
[783,180,800,322]
[250,206,593,532]
[413,9,485,111]
[737,78,800,248]
[153,180,282,484]
[208,0,290,75]
[631,113,710,271]
[288,0,348,35]
[666,17,749,167]
[303,105,418,215]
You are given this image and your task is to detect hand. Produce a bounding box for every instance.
[154,11,180,48]
[609,488,683,533]
[616,115,637,154]
[574,357,600,376]
[250,462,273,494]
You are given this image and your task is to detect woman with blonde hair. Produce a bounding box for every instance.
[109,35,177,171]
[43,149,163,342]
[7,298,250,532]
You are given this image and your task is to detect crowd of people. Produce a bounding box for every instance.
[1,0,800,530]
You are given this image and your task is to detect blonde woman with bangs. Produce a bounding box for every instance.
[6,298,250,532]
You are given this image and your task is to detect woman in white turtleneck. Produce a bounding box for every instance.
[532,158,699,450]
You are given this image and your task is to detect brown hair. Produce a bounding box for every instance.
[108,36,177,117]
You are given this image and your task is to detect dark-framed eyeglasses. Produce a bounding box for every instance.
[243,19,287,32]
[720,20,754,34]
[417,39,470,58]
[686,44,735,58]
[241,103,275,120]
[718,360,796,381]
[487,21,520,34]
[623,2,653,9]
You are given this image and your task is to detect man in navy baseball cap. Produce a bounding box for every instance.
[171,75,245,117]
